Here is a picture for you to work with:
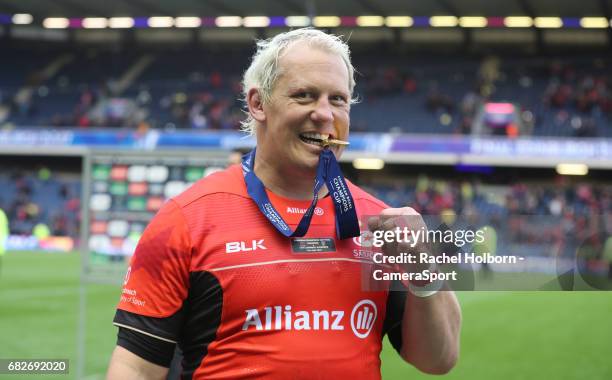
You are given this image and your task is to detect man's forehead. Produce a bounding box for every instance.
[276,42,350,89]
[279,39,313,59]
[278,40,340,68]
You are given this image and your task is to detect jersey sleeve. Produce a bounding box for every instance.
[116,326,177,367]
[113,199,192,344]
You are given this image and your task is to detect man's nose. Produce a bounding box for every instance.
[310,97,334,124]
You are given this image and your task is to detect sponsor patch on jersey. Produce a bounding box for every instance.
[352,231,374,247]
[225,239,267,253]
[241,299,377,339]
[291,238,336,253]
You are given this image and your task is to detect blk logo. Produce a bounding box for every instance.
[350,299,377,339]
[226,240,267,253]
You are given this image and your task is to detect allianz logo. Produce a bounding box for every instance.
[286,206,324,216]
[242,299,377,339]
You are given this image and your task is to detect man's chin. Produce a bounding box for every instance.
[298,147,343,170]
[293,156,320,174]
[302,159,320,172]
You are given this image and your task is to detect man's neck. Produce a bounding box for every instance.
[253,154,326,201]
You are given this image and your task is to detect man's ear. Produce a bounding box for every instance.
[247,88,266,123]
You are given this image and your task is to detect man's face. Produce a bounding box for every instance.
[256,41,351,174]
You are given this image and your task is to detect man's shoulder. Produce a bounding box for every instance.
[346,180,389,210]
[172,165,247,208]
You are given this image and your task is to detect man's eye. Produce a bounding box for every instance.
[294,92,314,99]
[331,95,348,104]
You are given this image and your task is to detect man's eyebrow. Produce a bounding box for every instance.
[287,84,349,95]
[287,83,315,91]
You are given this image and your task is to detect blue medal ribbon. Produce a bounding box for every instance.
[242,148,360,239]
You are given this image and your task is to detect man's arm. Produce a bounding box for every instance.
[371,207,462,374]
[106,200,191,379]
[400,289,461,374]
[106,346,169,380]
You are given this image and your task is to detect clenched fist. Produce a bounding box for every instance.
[367,207,433,276]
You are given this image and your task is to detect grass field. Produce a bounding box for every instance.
[0,251,611,380]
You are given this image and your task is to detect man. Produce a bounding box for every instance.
[107,28,461,379]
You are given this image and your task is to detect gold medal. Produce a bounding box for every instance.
[322,138,350,147]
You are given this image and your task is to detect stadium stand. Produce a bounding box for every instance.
[2,167,609,250]
[0,168,80,238]
[1,45,610,137]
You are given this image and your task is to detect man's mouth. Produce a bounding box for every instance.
[299,132,332,147]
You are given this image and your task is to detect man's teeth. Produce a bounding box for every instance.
[301,133,330,141]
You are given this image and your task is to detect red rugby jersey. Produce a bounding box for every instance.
[114,164,406,379]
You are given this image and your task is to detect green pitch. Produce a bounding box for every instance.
[0,251,611,379]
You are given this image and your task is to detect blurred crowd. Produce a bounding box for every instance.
[2,169,610,257]
[541,60,612,137]
[364,175,611,258]
[365,175,611,217]
[1,51,610,137]
[0,168,80,239]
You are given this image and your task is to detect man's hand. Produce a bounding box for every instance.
[369,207,461,375]
[367,207,433,277]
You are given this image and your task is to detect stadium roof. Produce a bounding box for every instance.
[0,0,610,18]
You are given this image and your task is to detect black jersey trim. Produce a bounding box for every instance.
[178,271,223,379]
[112,271,224,379]
[113,323,177,343]
[114,307,184,343]
[383,280,408,354]
[117,326,176,367]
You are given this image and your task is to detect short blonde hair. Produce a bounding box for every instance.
[241,28,356,135]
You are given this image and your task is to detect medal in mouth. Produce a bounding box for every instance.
[299,132,350,147]
[323,138,349,147]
